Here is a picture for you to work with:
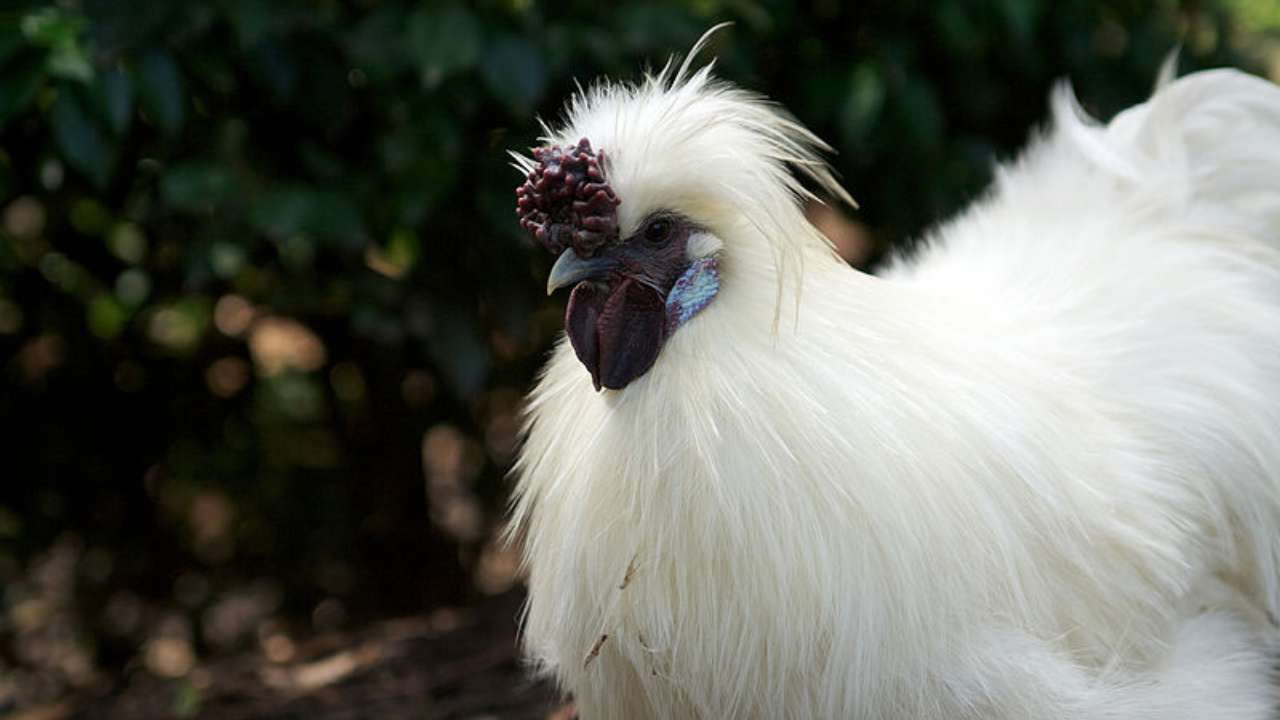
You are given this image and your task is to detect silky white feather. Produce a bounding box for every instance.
[511,49,1280,720]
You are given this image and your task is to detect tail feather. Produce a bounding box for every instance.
[1057,68,1280,246]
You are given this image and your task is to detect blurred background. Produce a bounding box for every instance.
[1,0,1278,717]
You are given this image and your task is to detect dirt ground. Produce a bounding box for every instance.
[38,593,563,720]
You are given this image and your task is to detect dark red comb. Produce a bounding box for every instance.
[516,138,619,257]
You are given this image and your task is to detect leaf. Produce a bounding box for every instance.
[895,77,945,149]
[610,4,700,53]
[47,39,95,82]
[840,62,887,146]
[133,48,184,134]
[146,297,209,355]
[307,190,366,251]
[299,143,342,179]
[208,241,246,279]
[99,66,135,135]
[425,300,490,399]
[391,159,457,227]
[247,182,367,250]
[994,0,1044,46]
[83,0,176,58]
[161,160,237,210]
[479,35,547,115]
[0,26,26,68]
[365,227,419,278]
[87,294,130,340]
[344,8,408,84]
[22,6,94,82]
[114,267,151,308]
[406,2,481,86]
[247,39,297,99]
[20,7,88,48]
[223,0,271,48]
[51,85,118,188]
[0,52,47,127]
[249,183,316,238]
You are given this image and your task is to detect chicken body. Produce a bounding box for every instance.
[512,56,1280,720]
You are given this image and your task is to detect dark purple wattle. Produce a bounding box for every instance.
[566,278,666,391]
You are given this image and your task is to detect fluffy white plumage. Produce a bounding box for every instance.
[511,40,1280,720]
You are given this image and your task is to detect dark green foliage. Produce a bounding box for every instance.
[0,0,1274,696]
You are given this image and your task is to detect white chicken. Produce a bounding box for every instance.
[510,31,1280,720]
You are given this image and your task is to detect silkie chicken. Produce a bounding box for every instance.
[510,31,1280,720]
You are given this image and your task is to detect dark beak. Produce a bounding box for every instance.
[546,252,617,295]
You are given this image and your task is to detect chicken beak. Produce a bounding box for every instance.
[547,252,616,295]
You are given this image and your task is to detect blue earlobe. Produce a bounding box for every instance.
[664,257,720,333]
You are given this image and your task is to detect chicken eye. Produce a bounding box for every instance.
[643,217,674,245]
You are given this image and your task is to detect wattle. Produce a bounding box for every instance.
[566,277,666,391]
